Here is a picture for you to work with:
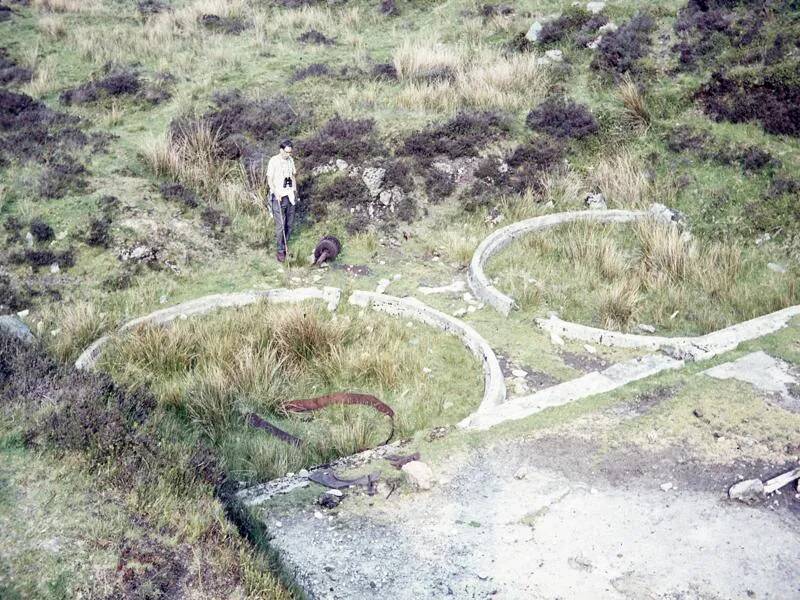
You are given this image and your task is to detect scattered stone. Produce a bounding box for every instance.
[660,482,674,492]
[362,167,386,197]
[49,263,60,274]
[648,202,685,226]
[767,263,787,274]
[514,467,527,480]
[584,344,597,354]
[550,332,565,347]
[598,22,618,34]
[587,36,603,50]
[419,279,466,296]
[0,315,34,343]
[16,309,29,318]
[379,189,392,206]
[401,460,434,490]
[585,192,607,210]
[25,232,34,248]
[586,1,605,13]
[692,408,704,418]
[544,49,563,62]
[637,324,656,334]
[525,21,543,43]
[375,278,391,294]
[511,368,528,378]
[298,468,310,478]
[453,308,468,318]
[729,479,765,504]
[335,158,349,172]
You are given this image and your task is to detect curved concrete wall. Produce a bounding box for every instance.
[75,287,342,371]
[349,291,506,416]
[469,209,645,316]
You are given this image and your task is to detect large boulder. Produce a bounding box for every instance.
[0,315,34,343]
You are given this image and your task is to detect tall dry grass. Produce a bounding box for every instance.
[48,302,112,363]
[588,151,651,209]
[616,75,650,131]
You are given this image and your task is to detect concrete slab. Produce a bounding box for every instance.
[703,351,800,411]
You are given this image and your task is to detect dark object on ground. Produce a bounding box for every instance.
[318,491,343,509]
[246,412,302,446]
[290,62,332,83]
[0,47,32,86]
[4,215,23,243]
[309,468,380,495]
[29,217,54,243]
[372,62,397,80]
[60,70,142,105]
[200,205,230,234]
[11,248,74,270]
[313,235,341,266]
[591,11,655,76]
[401,111,510,160]
[137,0,169,17]
[160,182,198,208]
[695,72,800,137]
[86,217,112,247]
[200,13,247,35]
[379,0,398,16]
[0,5,12,22]
[386,452,421,469]
[526,97,598,139]
[297,29,334,45]
[481,4,514,17]
[284,392,395,446]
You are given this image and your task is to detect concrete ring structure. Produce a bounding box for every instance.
[469,208,647,316]
[74,287,342,371]
[349,290,506,417]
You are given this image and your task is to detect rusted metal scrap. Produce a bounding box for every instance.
[246,412,302,447]
[385,452,421,470]
[283,392,395,445]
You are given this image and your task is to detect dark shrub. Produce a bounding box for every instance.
[137,0,169,17]
[695,71,800,137]
[0,47,32,86]
[0,5,12,22]
[423,168,455,202]
[99,194,120,215]
[297,29,334,45]
[60,71,142,105]
[379,0,398,16]
[160,182,199,209]
[383,158,412,191]
[395,193,417,223]
[38,160,89,199]
[290,62,332,83]
[200,206,230,234]
[400,112,511,160]
[11,248,74,270]
[481,4,514,17]
[575,13,609,47]
[4,215,23,244]
[0,271,27,313]
[321,174,371,209]
[526,97,598,139]
[507,136,565,173]
[591,12,655,75]
[112,535,188,599]
[29,217,54,242]
[300,116,383,167]
[199,13,247,34]
[371,62,397,80]
[86,217,112,247]
[539,6,592,45]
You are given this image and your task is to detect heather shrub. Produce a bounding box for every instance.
[300,116,383,167]
[400,112,510,160]
[526,97,598,140]
[591,12,655,76]
[29,217,54,242]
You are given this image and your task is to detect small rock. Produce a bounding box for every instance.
[16,309,29,318]
[467,305,477,313]
[598,22,618,34]
[402,460,434,490]
[453,308,468,318]
[362,167,386,197]
[375,278,391,294]
[511,368,527,378]
[379,189,392,206]
[298,468,309,478]
[729,479,765,504]
[660,482,673,492]
[319,492,342,509]
[550,332,565,346]
[49,263,60,274]
[544,49,563,62]
[583,344,597,354]
[0,315,34,343]
[335,158,349,171]
[767,262,787,274]
[637,323,656,334]
[326,489,343,497]
[692,408,704,418]
[314,510,326,518]
[159,295,168,304]
[514,467,527,480]
[587,35,603,50]
[586,1,605,13]
[525,21,543,42]
[422,367,432,375]
[585,192,607,210]
[25,232,34,248]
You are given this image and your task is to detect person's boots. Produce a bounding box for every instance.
[276,251,286,263]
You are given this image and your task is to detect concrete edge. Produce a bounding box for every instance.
[468,209,646,316]
[74,286,342,371]
[349,290,507,416]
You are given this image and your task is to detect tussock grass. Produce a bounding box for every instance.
[31,0,101,13]
[101,302,482,480]
[616,75,650,130]
[48,302,111,363]
[486,220,800,335]
[588,151,651,208]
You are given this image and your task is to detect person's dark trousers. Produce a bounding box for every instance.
[271,194,295,254]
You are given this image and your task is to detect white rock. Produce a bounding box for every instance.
[586,1,605,13]
[379,190,392,206]
[729,479,765,504]
[660,482,674,492]
[375,278,391,294]
[325,489,343,497]
[159,295,168,305]
[584,344,597,354]
[314,510,325,519]
[467,305,477,313]
[598,22,618,34]
[335,159,349,171]
[768,262,787,274]
[25,232,34,248]
[585,192,607,210]
[402,461,434,490]
[453,308,468,318]
[16,309,29,318]
[511,368,527,378]
[550,332,565,346]
[587,35,603,49]
[544,49,563,62]
[298,469,309,478]
[514,467,527,480]
[393,274,401,280]
[637,324,656,334]
[525,21,543,43]
[422,367,432,375]
[362,167,386,197]
[49,263,60,274]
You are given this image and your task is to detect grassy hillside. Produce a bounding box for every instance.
[2,0,799,597]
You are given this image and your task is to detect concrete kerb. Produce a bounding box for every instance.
[468,209,646,316]
[348,290,506,416]
[74,287,342,371]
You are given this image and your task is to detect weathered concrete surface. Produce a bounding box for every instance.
[538,305,800,359]
[253,442,800,600]
[703,351,800,410]
[462,353,682,430]
[468,209,644,316]
[75,287,342,370]
[350,291,506,414]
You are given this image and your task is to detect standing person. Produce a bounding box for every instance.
[266,139,298,263]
